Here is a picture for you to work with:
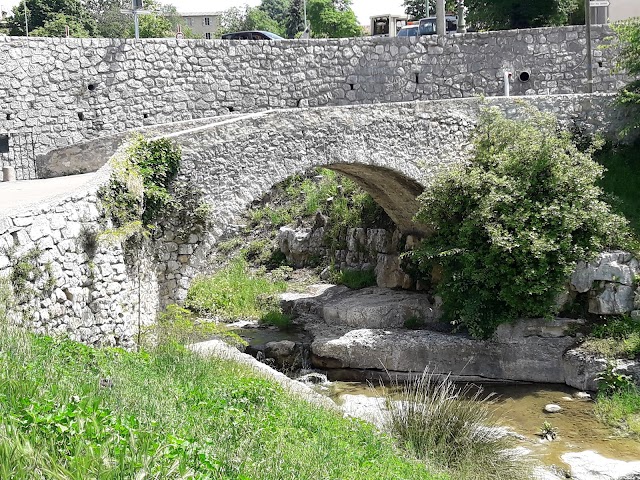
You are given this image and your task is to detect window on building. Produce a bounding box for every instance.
[204,17,210,26]
[205,32,211,39]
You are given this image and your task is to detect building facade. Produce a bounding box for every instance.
[180,12,221,39]
[593,0,640,23]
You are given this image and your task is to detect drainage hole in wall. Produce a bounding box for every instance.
[296,99,302,107]
[414,73,420,84]
[77,112,85,121]
[349,83,355,90]
[87,83,97,92]
[5,113,10,120]
[0,134,9,154]
[518,71,531,83]
[143,113,149,119]
[228,106,235,113]
[598,61,603,68]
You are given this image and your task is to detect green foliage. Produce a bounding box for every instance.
[611,20,640,135]
[403,0,457,20]
[412,107,631,338]
[384,371,531,479]
[286,0,304,37]
[465,0,582,30]
[0,328,442,479]
[582,316,640,359]
[331,268,377,289]
[597,363,636,396]
[596,142,640,238]
[595,385,640,437]
[539,421,558,440]
[144,304,246,348]
[185,257,287,318]
[307,0,363,38]
[260,310,293,329]
[9,0,97,36]
[6,247,56,306]
[30,12,90,37]
[404,315,426,330]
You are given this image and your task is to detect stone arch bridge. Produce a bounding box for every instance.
[42,93,627,238]
[0,94,629,347]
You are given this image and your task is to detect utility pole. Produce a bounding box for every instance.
[436,0,445,35]
[121,0,149,40]
[585,0,593,93]
[425,0,430,17]
[23,1,28,37]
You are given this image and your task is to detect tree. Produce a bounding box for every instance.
[216,6,250,36]
[259,0,290,26]
[403,0,457,21]
[306,0,362,38]
[30,12,90,36]
[246,8,285,36]
[412,107,630,338]
[612,19,640,134]
[285,0,304,38]
[8,0,96,36]
[465,0,581,30]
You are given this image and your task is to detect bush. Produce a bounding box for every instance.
[384,371,531,479]
[332,268,378,289]
[412,107,631,338]
[612,19,640,135]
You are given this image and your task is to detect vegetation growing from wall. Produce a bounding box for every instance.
[611,19,640,135]
[0,325,443,479]
[98,135,209,246]
[412,107,631,338]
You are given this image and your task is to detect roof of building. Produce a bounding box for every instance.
[179,12,222,17]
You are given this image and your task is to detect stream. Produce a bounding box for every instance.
[227,322,640,476]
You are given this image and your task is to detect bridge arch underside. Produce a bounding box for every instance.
[326,164,426,236]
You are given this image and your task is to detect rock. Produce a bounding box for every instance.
[589,283,635,315]
[310,319,582,384]
[375,253,413,289]
[631,310,640,321]
[574,391,591,400]
[339,394,387,428]
[544,404,562,413]
[264,340,303,370]
[561,450,640,480]
[563,348,640,391]
[296,372,328,385]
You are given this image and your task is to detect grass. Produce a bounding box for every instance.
[332,268,378,289]
[0,326,446,479]
[597,142,640,238]
[383,371,532,480]
[580,316,640,359]
[184,257,287,319]
[595,387,640,438]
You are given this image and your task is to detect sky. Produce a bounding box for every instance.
[0,0,405,26]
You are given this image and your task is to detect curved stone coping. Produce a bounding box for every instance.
[189,338,336,410]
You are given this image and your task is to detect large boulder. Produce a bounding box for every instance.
[563,348,640,391]
[310,318,584,384]
[571,251,639,315]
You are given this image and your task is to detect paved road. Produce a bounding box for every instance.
[0,173,97,215]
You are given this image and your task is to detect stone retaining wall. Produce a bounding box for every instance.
[0,25,629,176]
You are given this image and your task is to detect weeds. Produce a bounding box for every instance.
[383,370,531,480]
[581,316,640,359]
[331,267,378,289]
[184,257,287,319]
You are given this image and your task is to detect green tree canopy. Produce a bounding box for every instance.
[30,11,90,36]
[285,0,304,37]
[403,0,457,20]
[9,0,96,36]
[259,0,291,26]
[412,107,630,338]
[307,0,362,38]
[465,0,582,30]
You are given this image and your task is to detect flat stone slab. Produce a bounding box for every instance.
[310,319,584,384]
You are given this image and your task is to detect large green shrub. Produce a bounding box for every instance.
[412,107,630,338]
[611,19,640,135]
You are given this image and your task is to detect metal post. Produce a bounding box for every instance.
[303,0,307,31]
[425,0,430,17]
[457,0,467,33]
[134,10,139,39]
[585,0,593,93]
[436,0,445,35]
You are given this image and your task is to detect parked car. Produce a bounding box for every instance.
[220,31,284,40]
[397,25,419,37]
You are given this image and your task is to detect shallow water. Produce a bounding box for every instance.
[321,381,640,469]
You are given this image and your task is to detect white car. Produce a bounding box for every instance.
[397,25,419,37]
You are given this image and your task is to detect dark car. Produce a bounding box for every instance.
[221,31,284,40]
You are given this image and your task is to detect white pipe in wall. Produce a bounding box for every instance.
[503,71,512,97]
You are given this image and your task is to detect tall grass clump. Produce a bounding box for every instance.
[185,257,287,318]
[384,371,531,480]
